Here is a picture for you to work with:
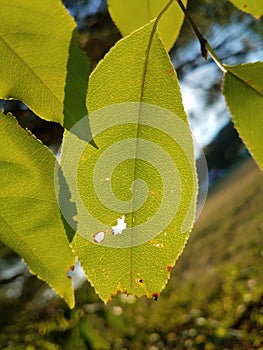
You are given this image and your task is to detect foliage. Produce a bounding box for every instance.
[69,18,196,301]
[0,160,262,349]
[0,112,75,307]
[0,0,262,307]
[107,0,187,51]
[0,0,89,131]
[223,62,263,171]
[229,0,263,19]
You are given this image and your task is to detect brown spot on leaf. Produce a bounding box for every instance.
[66,265,75,279]
[167,265,172,272]
[152,292,159,301]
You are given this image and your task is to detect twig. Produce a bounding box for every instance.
[175,0,227,72]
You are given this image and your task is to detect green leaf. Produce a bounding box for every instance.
[0,112,75,308]
[223,62,263,171]
[229,0,263,19]
[107,0,187,51]
[0,1,90,131]
[60,21,197,302]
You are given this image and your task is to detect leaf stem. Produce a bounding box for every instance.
[139,0,174,102]
[205,41,227,73]
[156,0,174,25]
[174,0,227,73]
[175,0,207,59]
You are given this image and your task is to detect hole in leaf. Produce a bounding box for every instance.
[136,278,143,283]
[93,231,105,243]
[112,215,126,235]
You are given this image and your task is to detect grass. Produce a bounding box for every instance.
[0,158,263,349]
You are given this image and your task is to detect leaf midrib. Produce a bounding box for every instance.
[129,2,173,288]
[226,66,263,98]
[0,196,57,203]
[0,35,62,104]
[0,35,76,122]
[0,213,66,281]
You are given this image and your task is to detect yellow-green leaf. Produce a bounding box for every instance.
[59,20,197,302]
[223,62,263,171]
[107,0,187,51]
[0,112,75,308]
[0,1,90,131]
[229,0,263,19]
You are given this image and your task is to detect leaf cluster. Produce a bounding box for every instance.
[0,0,262,307]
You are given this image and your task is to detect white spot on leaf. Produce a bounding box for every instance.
[93,231,105,243]
[112,215,126,235]
[154,243,164,248]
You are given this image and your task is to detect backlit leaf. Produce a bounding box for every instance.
[223,62,263,171]
[0,1,90,131]
[59,21,197,302]
[0,112,75,308]
[107,0,187,51]
[229,0,263,19]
